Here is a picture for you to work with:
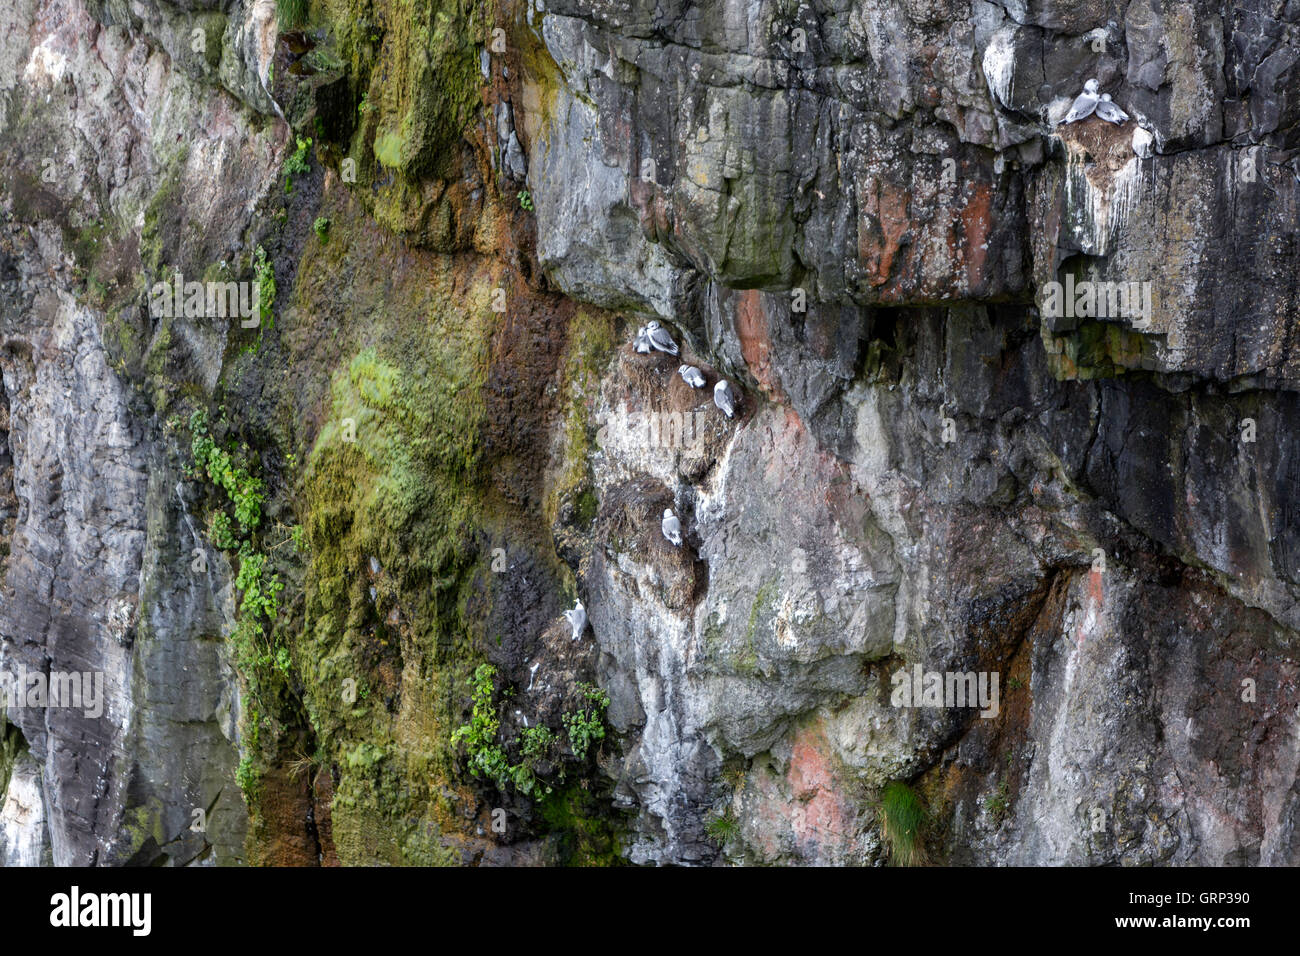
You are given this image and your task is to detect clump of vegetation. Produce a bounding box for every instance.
[235,754,260,800]
[450,663,515,790]
[517,189,533,211]
[253,244,276,331]
[450,664,611,798]
[283,135,313,194]
[313,216,331,242]
[276,0,307,29]
[562,682,610,761]
[520,725,558,761]
[705,808,740,846]
[984,779,1011,824]
[187,409,288,701]
[880,780,926,866]
[190,410,265,533]
[208,511,237,551]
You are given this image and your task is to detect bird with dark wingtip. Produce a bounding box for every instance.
[1094,92,1130,125]
[679,364,705,388]
[564,600,587,640]
[1060,78,1100,124]
[661,508,682,546]
[645,320,679,355]
[714,380,737,419]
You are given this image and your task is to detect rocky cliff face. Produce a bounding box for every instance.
[0,0,1297,866]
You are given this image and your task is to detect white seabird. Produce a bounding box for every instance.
[661,508,682,547]
[633,325,652,353]
[1060,78,1100,125]
[563,600,587,640]
[645,320,679,355]
[714,379,737,419]
[679,364,706,388]
[1094,92,1129,125]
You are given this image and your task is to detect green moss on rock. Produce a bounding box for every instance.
[318,0,488,238]
[290,216,499,862]
[538,782,627,866]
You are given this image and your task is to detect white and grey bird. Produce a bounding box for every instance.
[1094,92,1129,125]
[563,600,587,640]
[645,320,679,355]
[678,364,706,388]
[714,379,737,419]
[1060,78,1101,124]
[633,325,653,353]
[661,508,682,547]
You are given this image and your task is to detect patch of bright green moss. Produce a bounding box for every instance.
[549,306,616,525]
[1045,319,1154,381]
[293,241,497,862]
[538,782,627,866]
[317,0,487,234]
[140,146,189,275]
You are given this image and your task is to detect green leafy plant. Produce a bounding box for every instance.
[450,664,513,789]
[520,725,557,761]
[234,544,284,621]
[517,189,533,211]
[880,780,926,866]
[253,244,276,330]
[191,412,264,534]
[208,511,237,551]
[283,136,313,194]
[451,666,608,798]
[187,409,289,702]
[313,216,331,242]
[562,682,609,761]
[235,754,261,800]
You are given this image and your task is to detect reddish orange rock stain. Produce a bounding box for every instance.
[859,178,910,289]
[735,289,787,402]
[786,723,852,856]
[959,182,993,293]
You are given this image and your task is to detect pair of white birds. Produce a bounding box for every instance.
[634,319,678,355]
[562,507,682,640]
[562,503,685,637]
[1061,78,1129,125]
[633,321,739,419]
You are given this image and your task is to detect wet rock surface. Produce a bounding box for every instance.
[0,0,1298,866]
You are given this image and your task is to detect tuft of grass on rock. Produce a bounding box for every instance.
[880,780,926,866]
[277,0,307,29]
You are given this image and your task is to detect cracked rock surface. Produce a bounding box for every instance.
[1,0,1298,866]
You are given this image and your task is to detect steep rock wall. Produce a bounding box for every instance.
[0,0,1296,866]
